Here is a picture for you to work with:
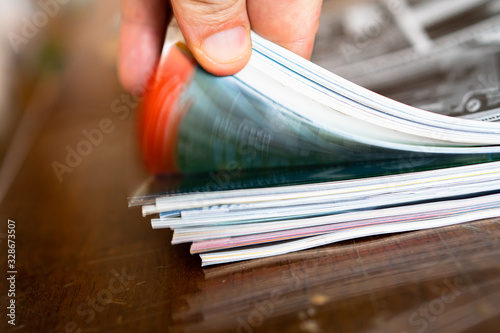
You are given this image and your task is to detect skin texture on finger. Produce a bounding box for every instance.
[170,0,252,76]
[247,0,323,59]
[119,0,171,94]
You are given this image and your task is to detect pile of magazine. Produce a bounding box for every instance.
[129,0,500,266]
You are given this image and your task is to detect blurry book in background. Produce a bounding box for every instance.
[314,0,500,121]
[129,0,500,266]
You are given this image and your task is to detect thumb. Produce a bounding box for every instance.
[170,0,252,76]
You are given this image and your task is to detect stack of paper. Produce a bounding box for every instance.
[130,0,500,265]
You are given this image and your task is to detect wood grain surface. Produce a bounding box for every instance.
[1,1,499,332]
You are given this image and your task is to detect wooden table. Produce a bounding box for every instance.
[1,1,499,332]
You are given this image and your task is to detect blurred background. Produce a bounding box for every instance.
[0,0,131,202]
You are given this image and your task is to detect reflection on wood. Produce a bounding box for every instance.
[171,220,500,332]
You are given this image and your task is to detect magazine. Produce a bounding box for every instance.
[130,0,500,266]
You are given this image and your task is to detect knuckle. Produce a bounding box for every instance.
[185,0,241,17]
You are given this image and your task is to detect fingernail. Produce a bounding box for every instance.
[201,26,249,64]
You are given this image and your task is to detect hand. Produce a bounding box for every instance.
[118,0,323,93]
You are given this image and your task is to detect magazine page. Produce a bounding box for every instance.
[129,1,500,265]
[137,25,500,179]
[199,192,500,265]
